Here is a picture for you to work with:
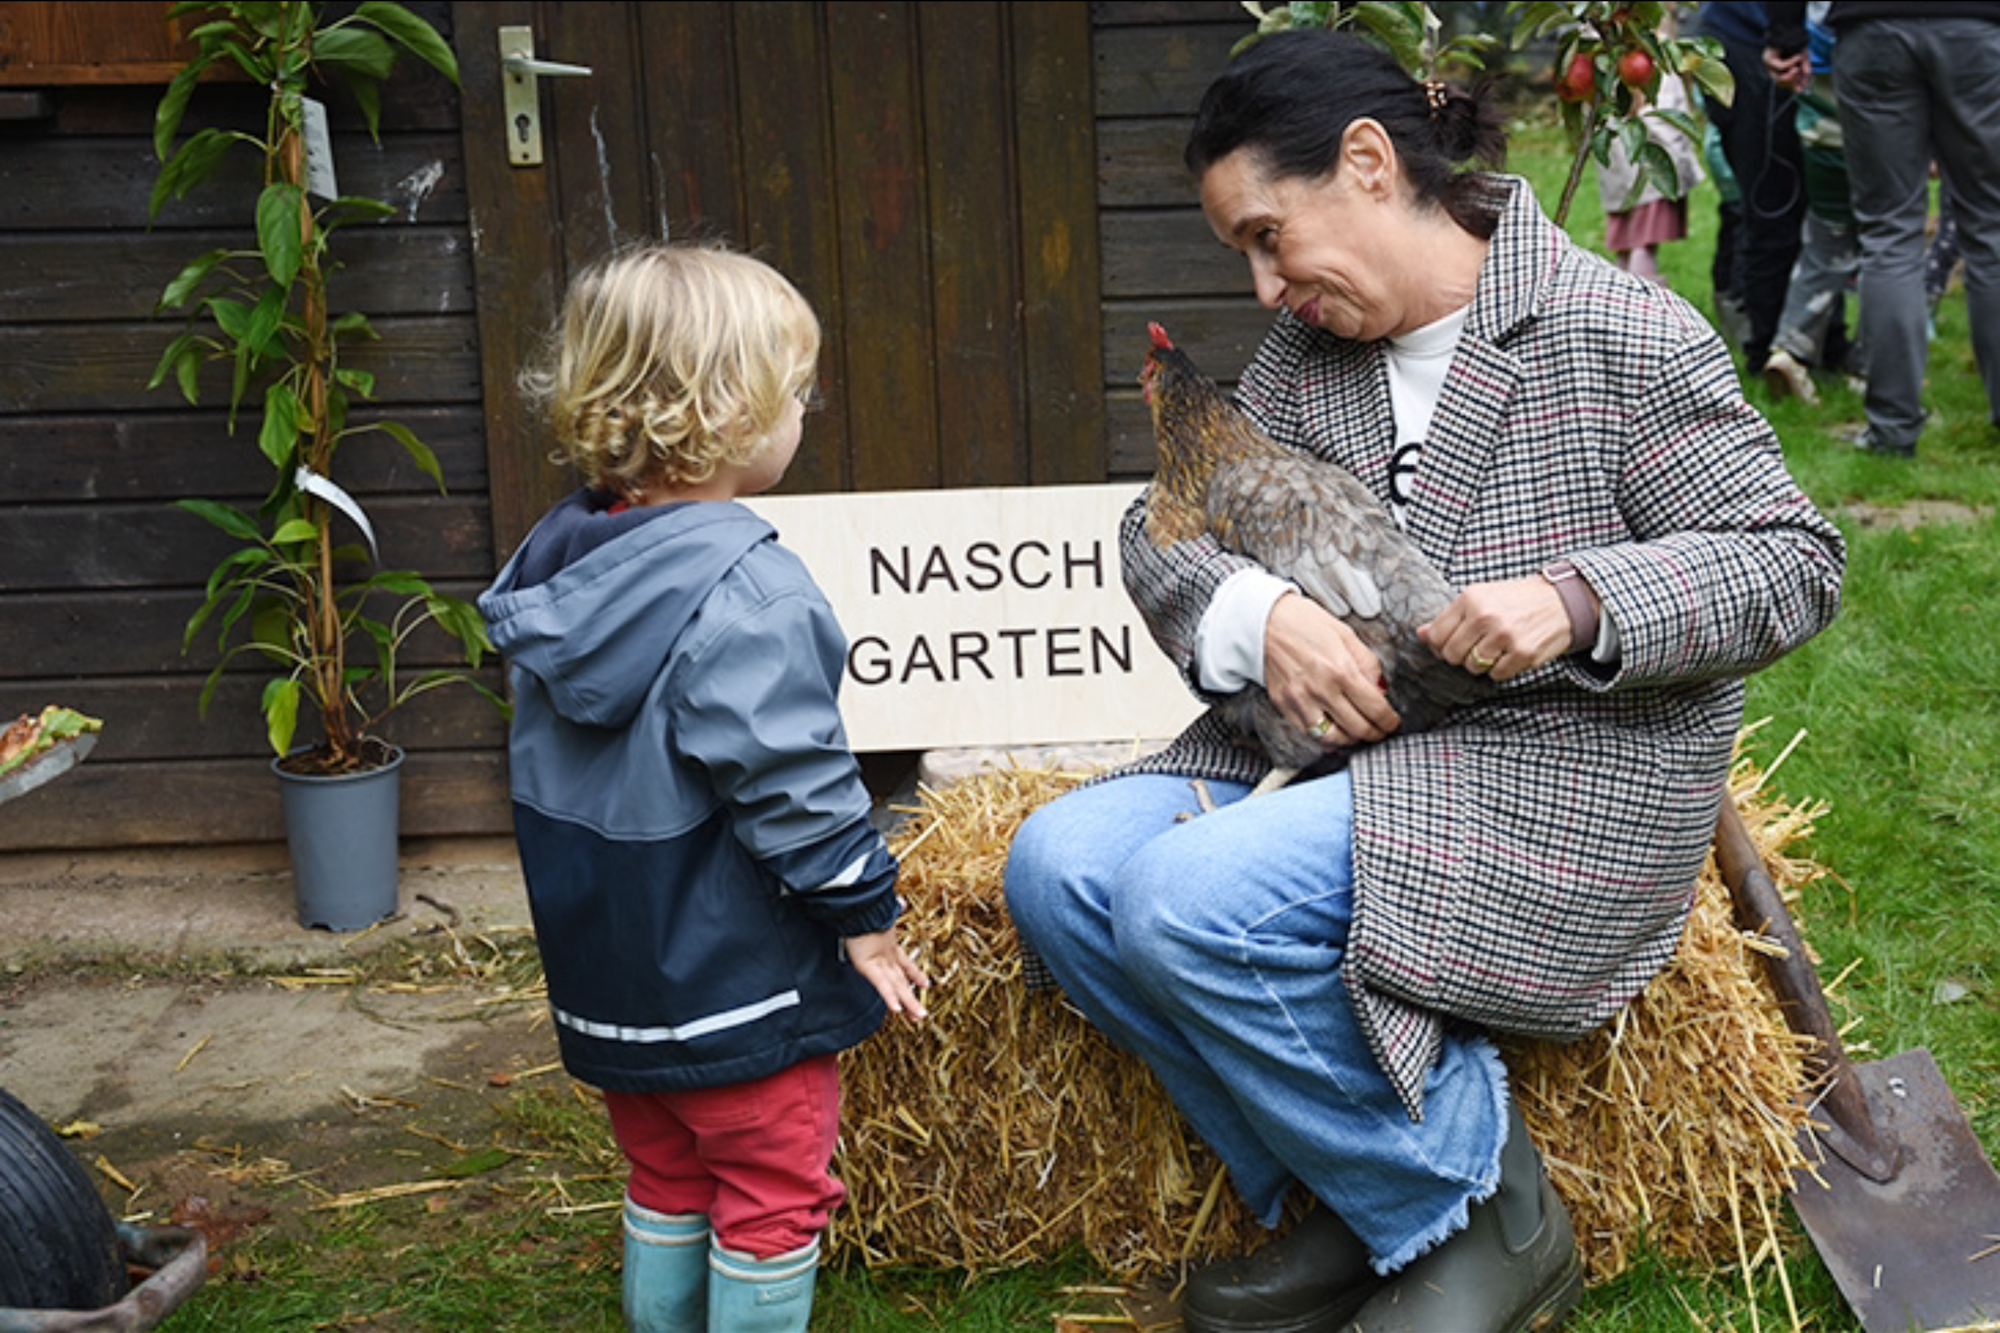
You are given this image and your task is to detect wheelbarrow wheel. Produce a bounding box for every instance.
[0,1085,127,1311]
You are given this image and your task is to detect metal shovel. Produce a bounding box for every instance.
[1714,801,2000,1331]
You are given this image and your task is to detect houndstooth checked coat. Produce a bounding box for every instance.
[1116,176,1846,1121]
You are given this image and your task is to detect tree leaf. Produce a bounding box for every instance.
[374,420,444,490]
[313,25,399,81]
[158,248,231,312]
[263,677,301,758]
[354,0,461,83]
[256,183,307,288]
[259,383,304,468]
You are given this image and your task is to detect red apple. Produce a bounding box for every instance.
[1557,52,1596,102]
[1618,48,1655,89]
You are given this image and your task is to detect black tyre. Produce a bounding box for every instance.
[0,1085,127,1311]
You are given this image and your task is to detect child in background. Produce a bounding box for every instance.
[478,243,929,1332]
[1596,64,1705,287]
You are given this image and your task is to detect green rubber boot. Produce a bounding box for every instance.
[707,1237,819,1333]
[1340,1101,1583,1332]
[1180,1203,1382,1332]
[621,1199,708,1332]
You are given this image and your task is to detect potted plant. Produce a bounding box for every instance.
[149,0,505,929]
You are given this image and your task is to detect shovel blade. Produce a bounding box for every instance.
[1789,1047,2000,1332]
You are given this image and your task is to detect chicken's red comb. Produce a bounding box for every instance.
[1148,321,1174,350]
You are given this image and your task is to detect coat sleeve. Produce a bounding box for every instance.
[671,582,900,937]
[1118,485,1262,701]
[1567,322,1845,689]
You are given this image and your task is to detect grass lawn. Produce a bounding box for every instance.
[155,96,1999,1333]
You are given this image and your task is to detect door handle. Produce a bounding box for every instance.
[498,25,593,168]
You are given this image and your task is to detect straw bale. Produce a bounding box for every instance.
[832,752,1831,1286]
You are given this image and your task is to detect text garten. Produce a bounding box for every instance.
[847,538,1139,687]
[848,624,1136,686]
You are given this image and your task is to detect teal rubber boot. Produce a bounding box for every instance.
[707,1237,819,1333]
[622,1199,708,1332]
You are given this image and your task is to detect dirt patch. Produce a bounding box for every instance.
[0,971,581,1292]
[1841,499,1994,530]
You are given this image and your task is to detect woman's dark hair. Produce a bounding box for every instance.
[1185,29,1510,238]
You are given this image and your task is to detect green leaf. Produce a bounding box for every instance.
[148,333,198,395]
[150,127,238,220]
[313,25,399,81]
[375,420,444,490]
[243,281,289,361]
[259,383,304,468]
[354,1,460,84]
[177,497,265,543]
[153,58,209,161]
[436,1146,514,1178]
[256,183,307,288]
[158,248,230,312]
[270,518,321,545]
[340,69,385,142]
[208,295,251,340]
[263,677,302,758]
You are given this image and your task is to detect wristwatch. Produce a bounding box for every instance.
[1540,560,1598,654]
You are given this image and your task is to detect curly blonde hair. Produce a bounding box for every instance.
[522,242,821,494]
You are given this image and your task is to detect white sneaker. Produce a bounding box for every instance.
[1762,348,1818,405]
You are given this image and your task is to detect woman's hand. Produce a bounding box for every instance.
[1264,591,1400,748]
[1418,576,1585,682]
[847,929,930,1024]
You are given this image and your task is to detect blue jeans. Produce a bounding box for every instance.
[1002,769,1508,1274]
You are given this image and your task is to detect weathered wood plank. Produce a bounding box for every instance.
[0,750,511,851]
[0,227,474,321]
[727,3,845,494]
[1100,298,1269,387]
[1091,23,1239,118]
[0,134,471,231]
[1101,207,1253,298]
[1096,116,1202,209]
[1014,0,1107,484]
[0,580,497,680]
[542,2,651,267]
[0,315,482,414]
[0,672,508,764]
[0,407,488,503]
[919,0,1025,489]
[824,2,936,492]
[0,496,493,593]
[453,0,567,563]
[640,2,743,243]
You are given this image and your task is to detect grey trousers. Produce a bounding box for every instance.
[1835,16,2000,447]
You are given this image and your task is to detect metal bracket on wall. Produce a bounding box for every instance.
[498,25,591,168]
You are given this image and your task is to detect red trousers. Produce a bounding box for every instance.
[602,1054,845,1258]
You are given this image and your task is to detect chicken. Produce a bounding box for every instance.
[1139,322,1494,792]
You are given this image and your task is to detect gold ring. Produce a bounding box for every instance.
[1308,715,1334,739]
[1470,651,1496,671]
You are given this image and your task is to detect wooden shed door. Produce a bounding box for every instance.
[450,1,1105,561]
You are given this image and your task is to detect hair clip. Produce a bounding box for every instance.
[1423,79,1448,118]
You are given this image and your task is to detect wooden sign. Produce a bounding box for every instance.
[743,484,1200,753]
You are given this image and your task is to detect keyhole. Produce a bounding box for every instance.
[515,113,532,144]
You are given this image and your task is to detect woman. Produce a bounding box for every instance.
[1004,30,1844,1333]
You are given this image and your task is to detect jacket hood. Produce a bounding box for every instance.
[478,492,775,728]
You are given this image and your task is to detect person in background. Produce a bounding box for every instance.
[1760,3,1863,406]
[1004,29,1844,1333]
[1694,0,1809,384]
[1595,49,1705,287]
[1766,1,2000,456]
[478,243,929,1332]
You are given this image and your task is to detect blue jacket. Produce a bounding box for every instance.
[478,490,898,1092]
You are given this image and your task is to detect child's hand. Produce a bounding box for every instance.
[846,929,930,1024]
